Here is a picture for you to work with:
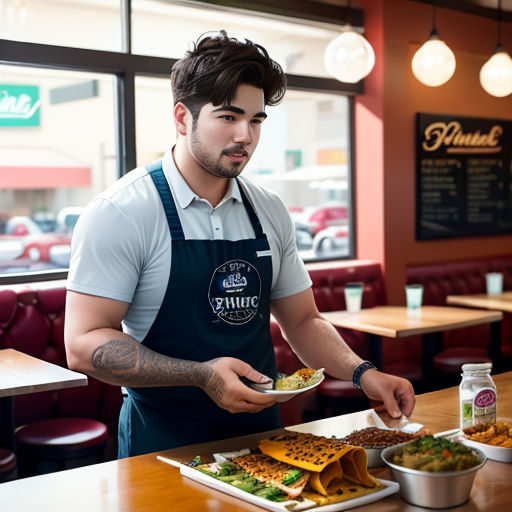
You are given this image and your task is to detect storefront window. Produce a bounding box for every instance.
[132,0,339,78]
[0,65,117,274]
[135,78,350,260]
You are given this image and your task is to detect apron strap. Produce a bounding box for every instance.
[147,159,185,241]
[237,179,265,239]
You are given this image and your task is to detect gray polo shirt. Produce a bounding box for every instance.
[67,149,312,341]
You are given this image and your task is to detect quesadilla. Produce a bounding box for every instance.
[258,431,382,499]
[233,453,310,498]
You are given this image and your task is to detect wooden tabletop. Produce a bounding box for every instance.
[0,348,87,398]
[321,305,502,338]
[447,292,512,313]
[1,372,511,511]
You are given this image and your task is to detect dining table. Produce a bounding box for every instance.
[0,348,87,451]
[321,305,502,390]
[446,291,512,314]
[446,292,512,371]
[0,371,510,511]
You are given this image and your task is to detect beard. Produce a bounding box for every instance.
[190,128,249,179]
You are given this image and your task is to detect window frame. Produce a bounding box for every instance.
[0,0,361,283]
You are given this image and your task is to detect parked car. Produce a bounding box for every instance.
[297,205,348,235]
[0,215,73,270]
[312,225,350,258]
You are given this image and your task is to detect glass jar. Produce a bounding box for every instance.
[459,362,497,430]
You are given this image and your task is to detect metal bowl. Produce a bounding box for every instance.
[365,447,385,468]
[381,441,487,509]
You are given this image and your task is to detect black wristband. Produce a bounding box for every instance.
[352,360,376,389]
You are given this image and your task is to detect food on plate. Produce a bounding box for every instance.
[340,427,419,448]
[274,368,324,391]
[463,421,512,448]
[390,436,481,472]
[188,431,384,507]
[233,453,310,498]
[258,431,383,504]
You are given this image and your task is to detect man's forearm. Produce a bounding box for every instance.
[89,338,213,388]
[283,316,362,381]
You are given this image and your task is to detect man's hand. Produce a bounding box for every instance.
[360,369,415,418]
[201,357,277,414]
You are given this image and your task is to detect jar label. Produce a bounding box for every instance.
[473,387,496,424]
[474,389,496,407]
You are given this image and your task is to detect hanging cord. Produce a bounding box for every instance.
[432,5,437,32]
[497,0,502,47]
[345,0,352,26]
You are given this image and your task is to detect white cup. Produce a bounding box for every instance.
[485,272,503,295]
[405,284,423,310]
[344,283,363,313]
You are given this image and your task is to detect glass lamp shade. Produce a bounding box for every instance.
[412,39,456,87]
[479,49,512,97]
[324,30,375,83]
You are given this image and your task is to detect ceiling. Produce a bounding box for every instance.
[312,1,512,22]
[412,0,512,21]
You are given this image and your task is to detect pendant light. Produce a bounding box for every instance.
[412,6,456,87]
[480,0,512,98]
[324,0,375,84]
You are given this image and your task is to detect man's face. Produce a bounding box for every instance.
[188,84,266,179]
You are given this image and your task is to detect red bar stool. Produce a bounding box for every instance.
[15,418,108,476]
[433,348,491,388]
[0,448,17,482]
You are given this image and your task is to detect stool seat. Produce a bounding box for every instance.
[434,348,491,373]
[16,418,108,459]
[317,377,365,398]
[384,363,423,384]
[0,448,16,473]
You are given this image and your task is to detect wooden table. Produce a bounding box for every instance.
[0,349,87,451]
[447,292,512,314]
[1,373,510,511]
[446,292,512,370]
[321,306,502,389]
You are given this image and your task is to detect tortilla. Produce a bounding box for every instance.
[232,453,310,498]
[258,431,380,496]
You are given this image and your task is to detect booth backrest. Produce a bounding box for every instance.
[0,287,122,437]
[306,260,386,312]
[406,255,512,350]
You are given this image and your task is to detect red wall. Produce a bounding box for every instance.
[357,0,512,304]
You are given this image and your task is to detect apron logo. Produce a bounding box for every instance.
[208,259,261,325]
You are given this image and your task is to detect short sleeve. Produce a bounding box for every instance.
[66,198,143,303]
[269,199,312,300]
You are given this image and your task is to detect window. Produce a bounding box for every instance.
[0,65,117,275]
[0,0,359,281]
[0,0,122,51]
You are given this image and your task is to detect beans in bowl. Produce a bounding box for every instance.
[340,427,417,448]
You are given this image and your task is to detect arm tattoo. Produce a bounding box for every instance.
[91,338,213,388]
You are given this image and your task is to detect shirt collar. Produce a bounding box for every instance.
[161,148,242,208]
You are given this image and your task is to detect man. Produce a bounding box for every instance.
[65,32,415,458]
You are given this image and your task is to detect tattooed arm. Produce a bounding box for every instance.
[64,291,275,413]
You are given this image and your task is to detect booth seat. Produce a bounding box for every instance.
[271,260,423,425]
[0,287,122,474]
[406,255,512,378]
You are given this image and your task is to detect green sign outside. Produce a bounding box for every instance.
[0,84,40,126]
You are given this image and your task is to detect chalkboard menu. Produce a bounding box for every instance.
[416,113,512,240]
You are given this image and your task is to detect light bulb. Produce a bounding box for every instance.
[412,37,456,87]
[324,29,375,83]
[480,48,512,97]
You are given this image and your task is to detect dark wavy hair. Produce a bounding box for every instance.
[171,31,286,120]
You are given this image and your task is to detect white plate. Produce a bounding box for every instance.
[250,375,325,402]
[176,462,398,511]
[458,436,512,463]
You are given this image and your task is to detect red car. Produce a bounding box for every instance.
[0,216,72,270]
[300,205,348,235]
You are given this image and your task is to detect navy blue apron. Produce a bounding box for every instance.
[118,159,281,457]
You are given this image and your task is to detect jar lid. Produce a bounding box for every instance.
[461,362,492,372]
